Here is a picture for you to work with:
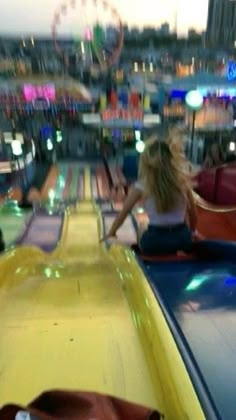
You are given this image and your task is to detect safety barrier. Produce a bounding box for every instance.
[197,162,236,205]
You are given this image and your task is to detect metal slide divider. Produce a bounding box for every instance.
[77,168,84,200]
[70,166,79,202]
[64,165,78,208]
[62,166,73,202]
[55,163,70,201]
[17,211,65,252]
[92,166,113,213]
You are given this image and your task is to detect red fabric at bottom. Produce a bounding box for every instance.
[0,390,163,420]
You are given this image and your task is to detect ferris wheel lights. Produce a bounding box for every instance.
[52,0,123,70]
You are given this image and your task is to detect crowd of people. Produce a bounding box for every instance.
[203,142,236,169]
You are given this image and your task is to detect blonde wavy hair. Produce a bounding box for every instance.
[167,127,192,170]
[139,132,191,213]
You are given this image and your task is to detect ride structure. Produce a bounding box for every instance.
[51,0,124,72]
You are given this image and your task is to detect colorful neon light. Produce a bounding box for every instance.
[102,109,143,121]
[227,61,236,81]
[23,84,56,102]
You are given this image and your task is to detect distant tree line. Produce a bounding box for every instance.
[123,34,203,49]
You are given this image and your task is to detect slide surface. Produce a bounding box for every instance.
[0,172,158,409]
[0,167,205,420]
[0,201,31,248]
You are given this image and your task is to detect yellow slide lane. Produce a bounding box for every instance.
[0,167,204,419]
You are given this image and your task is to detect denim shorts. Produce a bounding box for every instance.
[139,223,192,255]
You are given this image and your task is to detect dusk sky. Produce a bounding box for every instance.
[0,0,208,36]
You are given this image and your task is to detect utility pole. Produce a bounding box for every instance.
[174,0,179,36]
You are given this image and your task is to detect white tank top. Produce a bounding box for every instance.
[135,181,186,226]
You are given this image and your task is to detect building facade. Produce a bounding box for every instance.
[206,0,236,47]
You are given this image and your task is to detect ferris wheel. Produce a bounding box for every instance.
[51,0,124,71]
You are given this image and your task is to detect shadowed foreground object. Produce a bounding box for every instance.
[0,390,162,419]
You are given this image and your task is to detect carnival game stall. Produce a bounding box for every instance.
[0,76,93,114]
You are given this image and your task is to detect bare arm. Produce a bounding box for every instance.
[185,188,197,231]
[106,187,142,237]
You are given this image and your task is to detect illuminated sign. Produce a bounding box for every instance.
[227,61,236,81]
[82,114,101,124]
[102,109,143,121]
[4,132,24,144]
[143,114,161,125]
[23,84,56,102]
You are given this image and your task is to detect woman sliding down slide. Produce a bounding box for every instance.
[101,136,197,255]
